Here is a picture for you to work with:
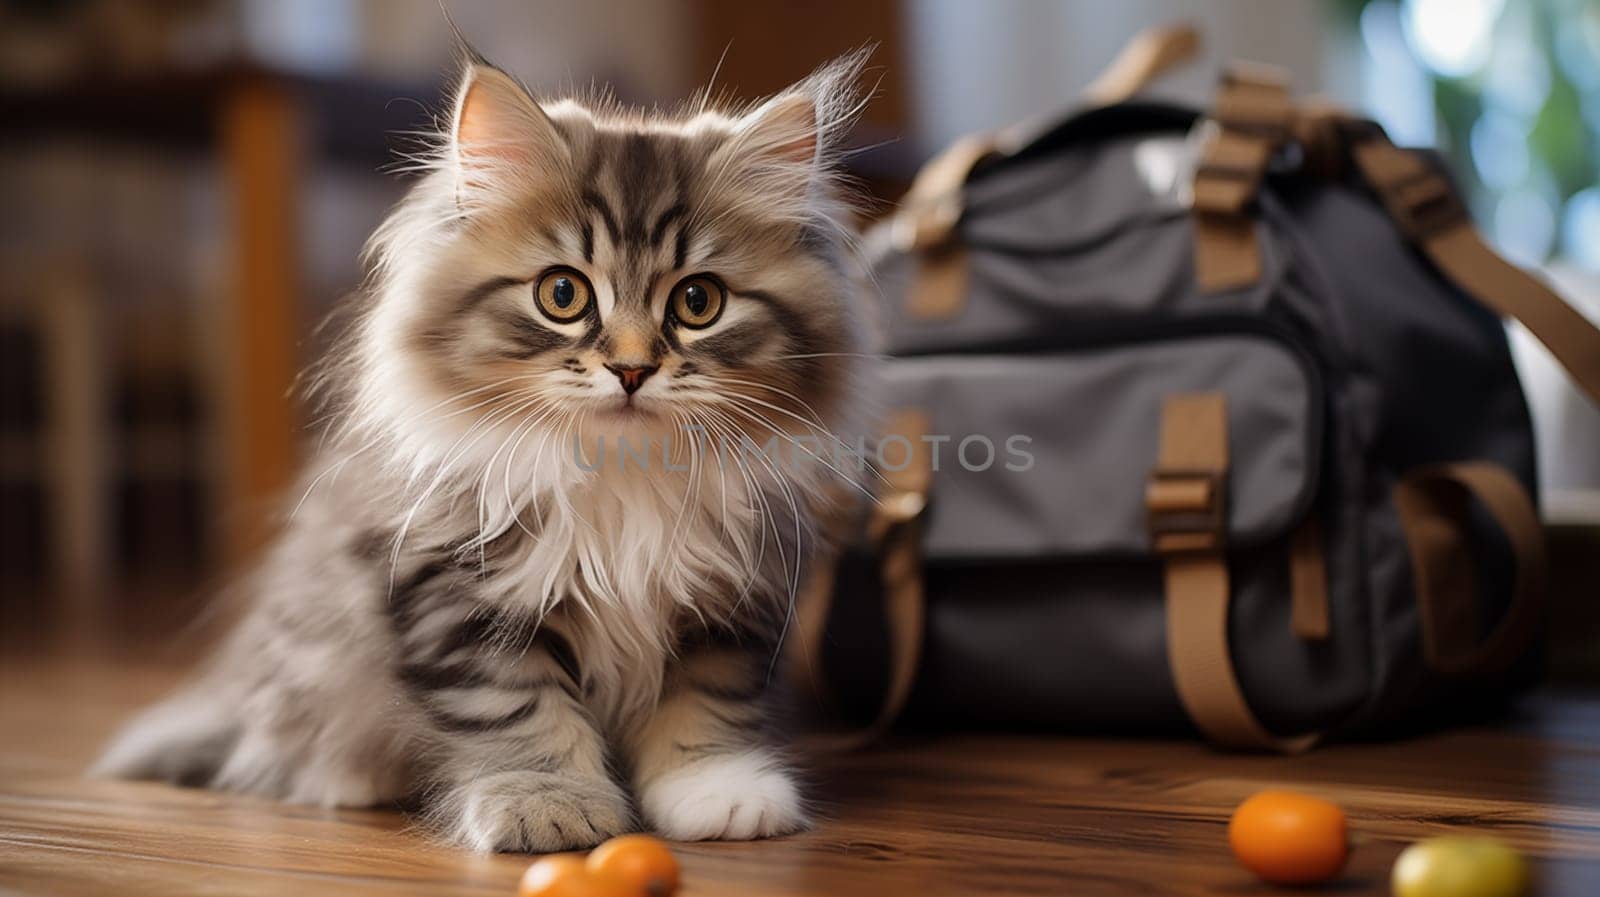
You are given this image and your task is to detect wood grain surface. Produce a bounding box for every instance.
[1,643,1597,896]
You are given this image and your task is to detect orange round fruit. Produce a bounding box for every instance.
[519,855,623,897]
[586,835,681,897]
[1228,790,1350,885]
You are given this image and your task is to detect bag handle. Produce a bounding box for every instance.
[897,20,1201,252]
[1190,71,1600,407]
[896,21,1201,252]
[1083,23,1202,105]
[1344,130,1600,409]
[1392,462,1548,677]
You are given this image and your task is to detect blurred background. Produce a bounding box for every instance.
[1,0,1597,663]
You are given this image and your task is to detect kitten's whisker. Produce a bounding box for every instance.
[711,377,891,491]
[711,406,817,681]
[773,352,889,361]
[533,408,598,539]
[472,397,560,563]
[718,398,877,505]
[725,414,808,652]
[699,40,733,116]
[702,405,801,611]
[494,403,566,544]
[665,408,711,564]
[699,410,771,607]
[289,454,358,521]
[387,391,546,590]
[705,412,733,549]
[455,393,550,559]
[711,377,834,431]
[290,376,541,519]
[688,411,739,562]
[391,384,547,489]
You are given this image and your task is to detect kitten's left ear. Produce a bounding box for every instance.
[450,64,566,199]
[717,50,870,197]
[735,92,823,169]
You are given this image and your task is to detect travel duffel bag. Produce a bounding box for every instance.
[794,28,1600,751]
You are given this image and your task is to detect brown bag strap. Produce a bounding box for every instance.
[1191,63,1294,292]
[1151,393,1320,752]
[1345,132,1600,408]
[786,547,845,722]
[1289,515,1330,641]
[1392,462,1548,677]
[1084,23,1202,105]
[795,411,932,750]
[893,133,996,320]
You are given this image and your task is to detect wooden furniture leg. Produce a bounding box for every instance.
[219,78,303,564]
[41,265,107,604]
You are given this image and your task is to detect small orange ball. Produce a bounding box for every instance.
[586,835,681,897]
[519,855,622,897]
[1228,790,1350,885]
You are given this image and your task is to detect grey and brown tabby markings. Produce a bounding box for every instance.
[92,50,877,852]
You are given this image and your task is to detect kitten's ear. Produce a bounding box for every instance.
[735,92,822,168]
[449,64,565,195]
[716,50,869,201]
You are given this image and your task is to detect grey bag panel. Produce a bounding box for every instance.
[884,329,1319,559]
[876,209,1282,358]
[902,559,1185,731]
[960,134,1184,252]
[1354,468,1429,729]
[1280,181,1537,491]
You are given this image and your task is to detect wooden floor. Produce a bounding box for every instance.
[2,638,1599,896]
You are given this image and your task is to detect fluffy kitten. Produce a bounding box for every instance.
[93,51,874,852]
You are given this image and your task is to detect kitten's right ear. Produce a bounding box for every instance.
[450,65,565,196]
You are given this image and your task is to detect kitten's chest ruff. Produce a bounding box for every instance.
[477,466,770,726]
[485,463,766,628]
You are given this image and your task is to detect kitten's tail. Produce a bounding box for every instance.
[90,686,242,787]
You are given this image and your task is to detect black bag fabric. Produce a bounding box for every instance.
[804,59,1600,750]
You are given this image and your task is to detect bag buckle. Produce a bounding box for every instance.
[889,132,1000,254]
[1214,63,1293,136]
[868,488,928,546]
[1377,167,1468,242]
[1146,469,1227,554]
[890,191,962,254]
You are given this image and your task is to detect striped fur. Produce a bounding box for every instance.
[92,51,877,852]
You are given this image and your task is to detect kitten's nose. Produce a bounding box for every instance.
[605,363,659,395]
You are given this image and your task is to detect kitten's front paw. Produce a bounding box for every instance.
[444,771,634,853]
[639,750,808,841]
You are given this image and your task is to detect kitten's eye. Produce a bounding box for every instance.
[669,275,725,329]
[535,268,593,323]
